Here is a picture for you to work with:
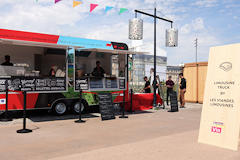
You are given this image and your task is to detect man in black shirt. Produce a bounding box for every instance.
[1,55,13,66]
[166,76,175,105]
[143,76,151,93]
[92,61,105,77]
[179,73,186,108]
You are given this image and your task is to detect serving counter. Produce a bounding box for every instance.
[75,76,126,91]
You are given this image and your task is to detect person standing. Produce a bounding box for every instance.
[166,76,175,105]
[143,76,151,93]
[179,73,186,108]
[92,61,105,77]
[1,55,13,66]
[149,68,154,93]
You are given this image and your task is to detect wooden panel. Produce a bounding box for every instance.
[198,65,208,103]
[198,43,240,151]
[183,66,197,102]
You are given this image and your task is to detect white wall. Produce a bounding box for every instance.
[0,43,66,76]
[0,43,44,70]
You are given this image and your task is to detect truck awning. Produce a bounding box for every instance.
[77,48,148,55]
[0,38,83,49]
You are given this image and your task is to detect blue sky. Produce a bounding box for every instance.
[0,0,239,65]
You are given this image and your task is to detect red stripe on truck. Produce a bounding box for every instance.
[0,93,39,110]
[0,28,59,44]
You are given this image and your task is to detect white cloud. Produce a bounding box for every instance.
[192,0,218,8]
[0,0,233,65]
[0,0,88,34]
[168,17,221,65]
[233,16,238,20]
[180,17,205,34]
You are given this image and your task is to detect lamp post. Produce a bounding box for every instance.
[129,8,178,108]
[195,38,198,103]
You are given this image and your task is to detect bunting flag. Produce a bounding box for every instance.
[73,0,82,8]
[90,4,98,12]
[51,1,130,16]
[105,6,113,13]
[55,0,62,3]
[119,8,128,15]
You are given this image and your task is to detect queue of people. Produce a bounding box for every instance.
[143,71,187,108]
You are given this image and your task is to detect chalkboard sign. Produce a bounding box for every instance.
[169,91,178,112]
[75,78,89,90]
[98,93,115,121]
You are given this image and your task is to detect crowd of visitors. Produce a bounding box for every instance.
[143,69,187,108]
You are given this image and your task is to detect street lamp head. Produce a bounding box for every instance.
[129,18,143,40]
[166,28,178,47]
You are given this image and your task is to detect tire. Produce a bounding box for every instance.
[73,100,88,114]
[0,111,5,116]
[52,101,67,116]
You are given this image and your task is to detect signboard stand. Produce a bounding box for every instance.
[198,43,240,151]
[168,91,178,112]
[0,81,12,122]
[98,93,116,121]
[129,89,133,113]
[119,90,128,119]
[75,88,86,123]
[17,91,32,134]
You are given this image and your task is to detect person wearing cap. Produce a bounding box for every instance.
[1,55,13,66]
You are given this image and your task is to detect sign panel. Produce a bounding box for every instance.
[198,43,240,151]
[169,91,178,112]
[75,78,89,90]
[98,93,115,121]
[0,77,66,92]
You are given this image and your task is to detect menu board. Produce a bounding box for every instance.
[75,78,89,90]
[105,78,118,88]
[89,78,103,89]
[98,93,115,121]
[170,91,178,112]
[0,79,8,92]
[0,77,66,92]
[119,79,125,89]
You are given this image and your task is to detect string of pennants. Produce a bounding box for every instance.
[36,0,128,15]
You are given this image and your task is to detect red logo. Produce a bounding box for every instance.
[211,126,222,133]
[106,43,112,47]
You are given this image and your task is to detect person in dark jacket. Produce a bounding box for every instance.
[179,73,186,108]
[92,61,105,77]
[143,76,151,93]
[166,76,175,105]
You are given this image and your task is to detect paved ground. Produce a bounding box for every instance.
[0,103,239,160]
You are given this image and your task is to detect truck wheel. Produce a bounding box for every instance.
[0,111,5,116]
[73,100,87,114]
[53,101,67,116]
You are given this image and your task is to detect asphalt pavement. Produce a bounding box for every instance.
[0,103,239,160]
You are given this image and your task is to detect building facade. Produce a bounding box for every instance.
[166,65,183,83]
[130,54,167,93]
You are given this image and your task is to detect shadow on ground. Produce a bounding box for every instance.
[0,105,156,123]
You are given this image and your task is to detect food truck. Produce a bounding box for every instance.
[0,28,140,115]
